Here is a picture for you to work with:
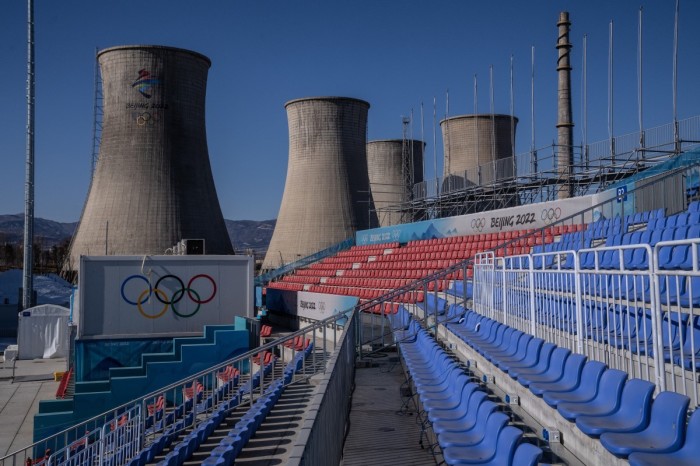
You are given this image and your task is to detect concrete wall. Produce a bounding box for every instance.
[68,45,233,272]
[367,139,424,227]
[263,97,375,270]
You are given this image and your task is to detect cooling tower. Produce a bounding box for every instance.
[262,97,375,270]
[367,139,424,227]
[67,45,233,271]
[440,114,518,185]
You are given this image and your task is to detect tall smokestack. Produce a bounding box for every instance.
[557,11,574,199]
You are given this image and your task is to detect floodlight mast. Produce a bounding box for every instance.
[22,0,35,310]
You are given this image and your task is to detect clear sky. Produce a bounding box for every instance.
[1,1,698,222]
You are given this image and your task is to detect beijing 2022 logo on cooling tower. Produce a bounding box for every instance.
[120,274,217,319]
[131,69,160,99]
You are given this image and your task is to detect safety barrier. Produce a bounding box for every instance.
[473,239,700,407]
[255,237,354,286]
[0,310,351,466]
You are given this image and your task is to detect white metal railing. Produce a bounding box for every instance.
[46,407,141,466]
[473,239,700,407]
[1,312,351,466]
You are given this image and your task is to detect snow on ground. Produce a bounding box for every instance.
[0,269,73,306]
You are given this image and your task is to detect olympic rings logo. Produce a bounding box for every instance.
[120,274,217,319]
[471,218,486,232]
[541,207,562,223]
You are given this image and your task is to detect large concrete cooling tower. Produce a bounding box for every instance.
[441,114,518,185]
[262,97,375,270]
[67,45,233,270]
[367,139,424,227]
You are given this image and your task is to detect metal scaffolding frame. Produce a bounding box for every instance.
[373,115,700,222]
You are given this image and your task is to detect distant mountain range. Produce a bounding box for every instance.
[0,214,276,254]
[0,214,77,247]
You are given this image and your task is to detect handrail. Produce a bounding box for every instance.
[256,237,354,286]
[0,306,354,465]
[55,367,73,399]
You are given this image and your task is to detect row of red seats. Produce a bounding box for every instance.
[268,282,305,291]
[324,277,415,289]
[348,242,399,252]
[306,284,425,303]
[361,259,458,270]
[364,301,401,315]
[216,365,240,384]
[281,275,321,284]
[284,336,312,351]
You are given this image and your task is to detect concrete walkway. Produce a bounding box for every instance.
[0,357,66,457]
[341,350,435,466]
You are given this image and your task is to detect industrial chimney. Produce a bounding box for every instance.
[557,11,574,198]
[67,45,233,272]
[262,97,375,270]
[367,139,424,227]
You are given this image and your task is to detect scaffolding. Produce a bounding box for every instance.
[373,115,700,221]
[90,48,103,176]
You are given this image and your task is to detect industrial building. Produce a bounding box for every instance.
[67,45,233,272]
[367,139,424,227]
[262,97,375,270]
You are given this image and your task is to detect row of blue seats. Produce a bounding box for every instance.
[202,379,285,465]
[518,290,700,371]
[528,224,700,272]
[444,306,699,464]
[647,210,700,230]
[389,307,543,466]
[584,208,664,240]
[446,281,473,300]
[202,346,311,466]
[129,352,284,466]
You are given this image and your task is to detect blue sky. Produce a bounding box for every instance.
[1,1,698,222]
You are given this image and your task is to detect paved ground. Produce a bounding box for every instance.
[341,350,436,466]
[0,356,66,457]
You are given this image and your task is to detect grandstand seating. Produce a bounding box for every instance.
[441,305,696,461]
[43,342,313,466]
[268,227,569,308]
[388,306,543,465]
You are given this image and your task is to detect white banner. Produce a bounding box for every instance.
[78,255,253,339]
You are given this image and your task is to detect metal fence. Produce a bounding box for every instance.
[0,311,351,466]
[473,240,700,407]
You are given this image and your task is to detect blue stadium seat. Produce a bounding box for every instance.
[433,400,498,445]
[504,342,555,377]
[516,347,571,388]
[485,330,527,362]
[673,315,700,370]
[430,391,489,435]
[628,408,700,466]
[557,369,627,421]
[511,442,544,466]
[658,226,690,269]
[442,425,523,465]
[600,391,690,458]
[575,378,655,437]
[529,353,586,397]
[542,361,606,408]
[437,407,508,448]
[497,339,546,373]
